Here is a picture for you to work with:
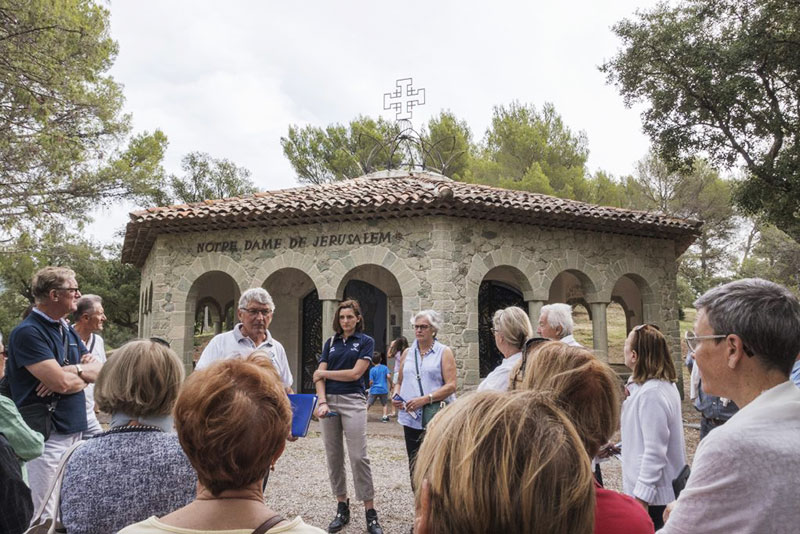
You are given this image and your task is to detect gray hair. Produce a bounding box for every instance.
[238,288,275,312]
[694,278,800,376]
[493,306,533,350]
[74,294,103,322]
[540,303,574,337]
[411,309,443,335]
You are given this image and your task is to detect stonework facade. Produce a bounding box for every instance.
[129,178,693,392]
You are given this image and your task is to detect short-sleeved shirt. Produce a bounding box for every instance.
[196,325,293,389]
[7,311,88,434]
[368,364,390,395]
[319,332,374,395]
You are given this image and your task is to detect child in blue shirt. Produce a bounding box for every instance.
[367,353,392,422]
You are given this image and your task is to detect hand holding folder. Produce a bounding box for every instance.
[288,394,318,438]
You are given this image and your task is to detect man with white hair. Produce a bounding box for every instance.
[661,278,800,533]
[196,287,293,392]
[537,303,583,347]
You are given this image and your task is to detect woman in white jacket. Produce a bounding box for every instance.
[621,324,686,531]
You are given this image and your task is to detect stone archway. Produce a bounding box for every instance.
[478,266,529,378]
[335,264,404,356]
[262,268,319,393]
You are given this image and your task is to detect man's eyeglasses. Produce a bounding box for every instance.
[413,324,430,330]
[684,330,754,356]
[241,308,272,317]
[56,287,80,294]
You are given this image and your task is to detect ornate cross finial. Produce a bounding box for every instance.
[383,78,426,121]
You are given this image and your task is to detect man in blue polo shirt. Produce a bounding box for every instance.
[7,266,102,520]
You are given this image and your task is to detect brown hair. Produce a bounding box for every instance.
[629,324,677,384]
[31,266,76,302]
[520,343,621,458]
[95,339,184,417]
[332,299,364,335]
[173,355,291,496]
[413,390,595,534]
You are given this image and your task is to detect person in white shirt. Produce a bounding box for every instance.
[195,288,293,393]
[661,279,800,534]
[537,303,583,347]
[72,295,108,437]
[621,323,686,531]
[478,306,532,391]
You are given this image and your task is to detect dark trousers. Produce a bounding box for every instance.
[648,504,666,530]
[403,425,425,489]
[700,416,727,439]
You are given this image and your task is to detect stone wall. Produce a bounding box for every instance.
[139,215,681,389]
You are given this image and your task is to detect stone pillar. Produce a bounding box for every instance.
[321,299,338,341]
[527,300,545,332]
[213,320,222,334]
[589,301,609,361]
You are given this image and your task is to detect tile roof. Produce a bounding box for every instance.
[121,171,702,266]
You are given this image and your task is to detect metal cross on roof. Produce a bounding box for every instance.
[383,78,426,121]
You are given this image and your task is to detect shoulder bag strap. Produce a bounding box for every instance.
[414,346,425,397]
[87,333,96,354]
[251,514,285,534]
[28,439,84,532]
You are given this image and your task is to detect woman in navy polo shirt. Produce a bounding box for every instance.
[313,299,383,534]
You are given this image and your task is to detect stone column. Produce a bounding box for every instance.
[321,299,338,341]
[589,301,609,361]
[527,300,545,332]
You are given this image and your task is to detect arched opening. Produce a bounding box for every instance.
[336,264,403,358]
[263,268,319,393]
[184,271,240,368]
[606,300,629,364]
[194,297,222,335]
[611,274,655,331]
[548,270,597,349]
[478,266,527,378]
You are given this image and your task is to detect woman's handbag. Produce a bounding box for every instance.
[24,439,84,534]
[414,346,447,429]
[672,464,691,498]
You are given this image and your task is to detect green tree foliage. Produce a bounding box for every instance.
[739,224,800,293]
[0,0,168,239]
[601,0,800,242]
[168,152,257,204]
[630,152,738,296]
[468,102,591,200]
[419,111,474,180]
[0,230,139,347]
[281,116,403,184]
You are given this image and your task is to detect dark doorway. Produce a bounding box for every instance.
[478,280,524,378]
[344,280,387,354]
[301,289,323,393]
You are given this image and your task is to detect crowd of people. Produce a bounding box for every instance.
[1,265,799,534]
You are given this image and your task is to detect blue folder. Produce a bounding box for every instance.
[288,394,318,438]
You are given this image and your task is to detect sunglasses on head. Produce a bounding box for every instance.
[509,337,551,391]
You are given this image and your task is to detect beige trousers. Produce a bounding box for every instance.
[319,393,374,502]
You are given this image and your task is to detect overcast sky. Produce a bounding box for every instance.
[89,0,662,244]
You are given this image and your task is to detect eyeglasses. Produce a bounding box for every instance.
[56,287,80,294]
[684,330,728,352]
[413,324,430,330]
[241,308,273,317]
[510,337,550,391]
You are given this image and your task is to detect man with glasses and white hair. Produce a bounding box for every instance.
[72,294,107,438]
[196,288,293,393]
[537,303,583,347]
[661,278,800,533]
[6,266,102,520]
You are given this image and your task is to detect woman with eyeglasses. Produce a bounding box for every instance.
[621,324,687,530]
[477,306,533,391]
[392,310,457,486]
